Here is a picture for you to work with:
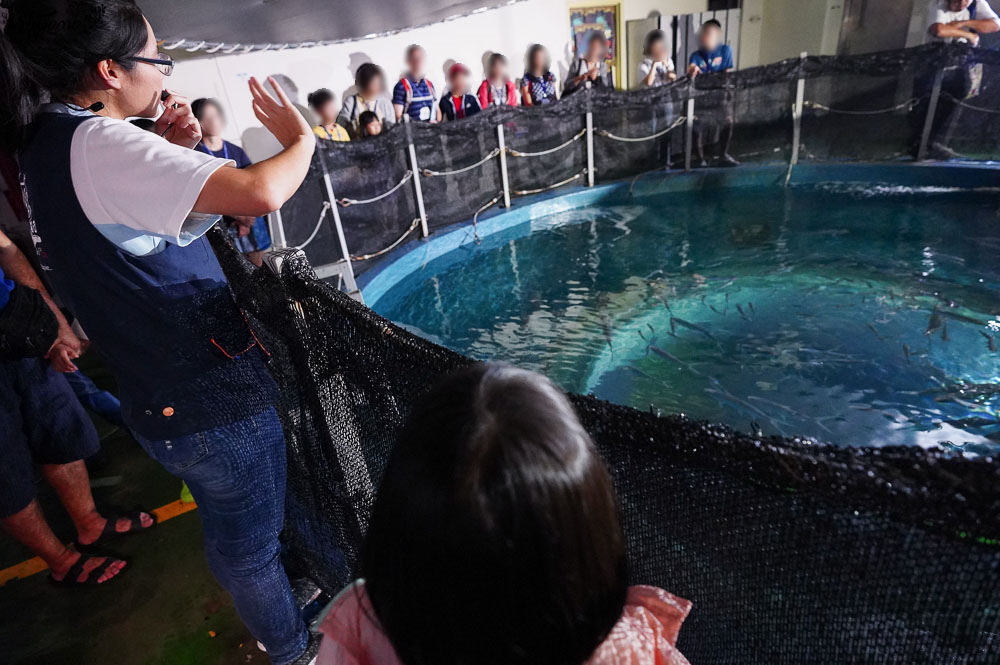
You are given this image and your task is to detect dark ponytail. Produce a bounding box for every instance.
[0,0,148,150]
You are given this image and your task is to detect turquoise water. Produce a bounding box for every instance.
[374,185,1000,451]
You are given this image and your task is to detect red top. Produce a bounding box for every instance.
[477,78,519,107]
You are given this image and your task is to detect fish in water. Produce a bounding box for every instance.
[626,365,654,379]
[669,317,677,335]
[637,329,647,341]
[866,323,885,341]
[671,316,716,341]
[600,315,614,350]
[903,343,911,363]
[925,309,944,336]
[647,323,655,333]
[736,304,748,321]
[941,321,949,342]
[650,344,686,366]
[748,302,755,314]
[700,295,707,306]
[709,304,723,315]
[982,331,997,352]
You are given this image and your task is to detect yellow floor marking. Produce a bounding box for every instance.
[0,499,197,587]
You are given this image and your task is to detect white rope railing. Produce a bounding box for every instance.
[941,92,1000,114]
[804,98,920,115]
[293,201,331,250]
[597,116,687,142]
[337,171,413,206]
[421,148,502,176]
[511,170,587,196]
[507,128,587,157]
[350,219,421,261]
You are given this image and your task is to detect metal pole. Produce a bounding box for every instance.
[684,81,694,172]
[496,123,511,208]
[917,67,945,162]
[403,114,430,237]
[785,51,807,186]
[585,81,595,187]
[267,210,287,249]
[317,149,358,287]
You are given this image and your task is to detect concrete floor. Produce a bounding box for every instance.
[0,359,267,665]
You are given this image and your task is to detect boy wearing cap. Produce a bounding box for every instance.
[439,63,482,121]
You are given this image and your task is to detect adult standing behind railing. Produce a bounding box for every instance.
[564,32,615,96]
[0,1,320,663]
[338,63,396,140]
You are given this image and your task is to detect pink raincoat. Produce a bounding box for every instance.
[317,581,691,665]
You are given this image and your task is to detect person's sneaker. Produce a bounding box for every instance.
[717,153,740,167]
[928,141,964,161]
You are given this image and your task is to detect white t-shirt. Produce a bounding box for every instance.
[637,57,676,87]
[929,0,1000,41]
[54,105,234,256]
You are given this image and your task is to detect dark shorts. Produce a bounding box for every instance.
[0,358,100,517]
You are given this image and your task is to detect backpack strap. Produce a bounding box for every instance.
[401,77,413,112]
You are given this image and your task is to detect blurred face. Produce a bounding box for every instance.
[700,25,722,51]
[318,99,338,125]
[650,38,667,60]
[363,73,385,98]
[198,103,225,136]
[489,59,508,81]
[450,71,470,93]
[587,37,606,62]
[407,48,426,76]
[125,18,168,118]
[530,48,547,72]
[948,0,972,11]
[365,119,382,136]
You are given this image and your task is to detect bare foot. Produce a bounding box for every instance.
[49,548,127,584]
[77,512,155,546]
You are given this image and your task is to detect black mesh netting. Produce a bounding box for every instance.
[228,43,1000,664]
[208,215,1000,664]
[278,43,1000,278]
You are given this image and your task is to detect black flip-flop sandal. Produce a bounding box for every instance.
[75,509,157,553]
[49,552,129,588]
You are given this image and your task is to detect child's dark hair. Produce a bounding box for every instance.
[0,0,148,150]
[526,43,550,74]
[355,62,385,91]
[588,31,609,47]
[307,88,335,110]
[362,363,628,665]
[358,110,380,134]
[488,52,508,70]
[644,29,667,56]
[191,98,224,122]
[702,18,723,31]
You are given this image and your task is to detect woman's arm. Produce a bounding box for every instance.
[194,77,315,217]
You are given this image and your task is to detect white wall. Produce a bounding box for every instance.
[166,0,574,161]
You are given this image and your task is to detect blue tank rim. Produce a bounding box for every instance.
[358,161,1000,308]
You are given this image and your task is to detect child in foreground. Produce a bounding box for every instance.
[316,363,692,665]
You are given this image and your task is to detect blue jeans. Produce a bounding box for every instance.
[64,370,125,427]
[133,408,308,664]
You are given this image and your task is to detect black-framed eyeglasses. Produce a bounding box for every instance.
[128,52,174,76]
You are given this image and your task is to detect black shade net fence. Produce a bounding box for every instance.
[276,43,1000,277]
[225,43,1000,664]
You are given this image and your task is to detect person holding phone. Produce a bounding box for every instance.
[1,1,318,663]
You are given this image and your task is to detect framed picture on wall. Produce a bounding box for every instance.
[569,4,619,62]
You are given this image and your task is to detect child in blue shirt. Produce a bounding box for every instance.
[392,45,440,122]
[687,20,739,167]
[439,63,482,121]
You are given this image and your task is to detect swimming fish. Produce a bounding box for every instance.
[626,365,654,379]
[709,304,723,315]
[925,309,943,336]
[903,343,911,363]
[866,323,885,341]
[671,316,716,341]
[600,315,614,350]
[650,344,685,366]
[647,323,655,333]
[941,321,949,342]
[748,302,755,314]
[981,331,997,352]
[736,304,748,321]
[637,329,647,341]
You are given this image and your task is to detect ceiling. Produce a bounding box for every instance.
[139,0,512,47]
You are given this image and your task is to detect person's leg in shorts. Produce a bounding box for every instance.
[133,407,309,664]
[0,358,149,583]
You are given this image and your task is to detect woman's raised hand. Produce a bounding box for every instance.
[249,76,315,150]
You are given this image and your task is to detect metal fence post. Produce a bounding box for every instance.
[917,66,945,162]
[786,51,807,186]
[684,80,695,172]
[316,148,359,294]
[403,115,430,237]
[267,209,287,249]
[496,123,512,208]
[585,81,595,187]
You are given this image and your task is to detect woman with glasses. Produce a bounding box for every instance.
[0,1,318,663]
